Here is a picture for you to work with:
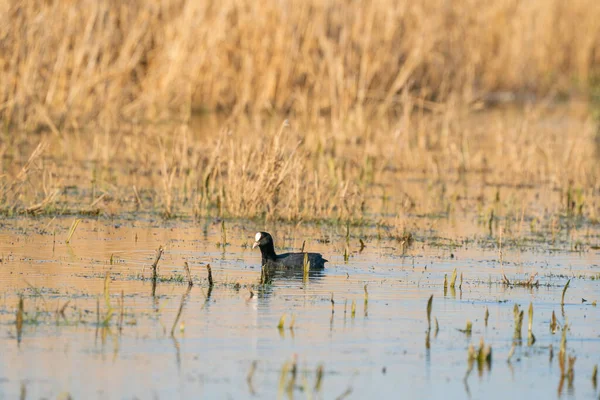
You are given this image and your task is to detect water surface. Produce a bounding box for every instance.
[1,217,599,399]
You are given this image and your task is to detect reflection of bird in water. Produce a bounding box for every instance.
[252,231,327,283]
[258,264,326,283]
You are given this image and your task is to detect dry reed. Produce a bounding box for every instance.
[2,0,600,128]
[0,1,599,224]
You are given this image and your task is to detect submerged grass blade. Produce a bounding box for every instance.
[363,284,369,316]
[151,245,164,281]
[426,294,433,330]
[527,303,533,336]
[102,272,114,326]
[560,324,568,356]
[16,296,23,343]
[458,320,473,335]
[567,356,576,386]
[278,314,286,330]
[171,288,190,337]
[550,310,558,333]
[513,304,523,342]
[65,218,81,244]
[221,220,226,244]
[119,290,124,333]
[561,279,571,306]
[247,361,258,395]
[303,253,310,279]
[528,302,533,333]
[450,268,457,288]
[184,261,193,286]
[559,324,569,376]
[206,263,214,287]
[277,360,291,398]
[315,364,324,391]
[468,338,492,371]
[507,343,515,363]
[527,302,536,346]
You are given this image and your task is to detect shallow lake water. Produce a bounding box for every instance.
[0,217,599,399]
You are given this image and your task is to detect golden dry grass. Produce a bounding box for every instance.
[1,0,600,128]
[0,1,599,226]
[1,105,598,225]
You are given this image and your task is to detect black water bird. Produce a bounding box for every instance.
[252,232,327,270]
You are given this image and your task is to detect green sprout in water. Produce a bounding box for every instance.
[65,218,81,244]
[102,272,114,326]
[450,268,457,288]
[484,307,489,327]
[513,304,524,342]
[561,279,570,306]
[527,302,536,346]
[550,310,559,333]
[303,253,310,280]
[426,294,433,330]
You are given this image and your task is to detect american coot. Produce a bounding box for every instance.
[252,232,327,270]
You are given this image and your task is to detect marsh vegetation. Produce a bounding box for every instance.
[1,0,600,398]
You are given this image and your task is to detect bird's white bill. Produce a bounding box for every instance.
[252,241,259,249]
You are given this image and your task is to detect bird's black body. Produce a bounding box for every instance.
[253,232,327,270]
